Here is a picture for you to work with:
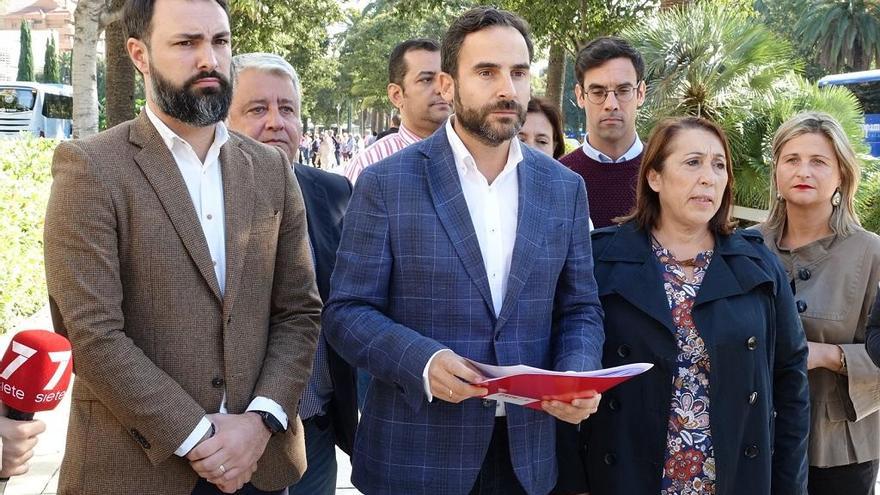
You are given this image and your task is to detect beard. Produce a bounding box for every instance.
[453,84,526,147]
[149,63,232,127]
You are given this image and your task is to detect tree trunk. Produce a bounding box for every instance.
[545,42,566,114]
[104,0,134,128]
[72,0,105,137]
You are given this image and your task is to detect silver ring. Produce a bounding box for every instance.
[219,464,226,474]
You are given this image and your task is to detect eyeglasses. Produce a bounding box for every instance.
[582,83,640,104]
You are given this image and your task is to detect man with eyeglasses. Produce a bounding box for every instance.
[559,36,646,228]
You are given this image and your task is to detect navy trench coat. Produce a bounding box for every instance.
[556,222,809,495]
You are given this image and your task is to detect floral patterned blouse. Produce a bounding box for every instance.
[653,241,717,495]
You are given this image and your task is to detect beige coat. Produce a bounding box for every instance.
[758,224,880,467]
[44,112,322,494]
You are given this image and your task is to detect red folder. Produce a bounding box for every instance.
[468,361,653,410]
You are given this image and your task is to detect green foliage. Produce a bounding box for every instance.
[625,2,799,208]
[17,21,33,82]
[337,3,456,110]
[229,0,343,122]
[794,0,880,72]
[0,136,55,333]
[623,2,877,232]
[42,37,59,84]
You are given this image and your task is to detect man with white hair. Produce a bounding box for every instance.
[228,52,356,495]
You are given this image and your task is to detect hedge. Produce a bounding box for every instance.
[0,136,54,333]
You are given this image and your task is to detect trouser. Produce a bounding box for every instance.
[191,478,286,495]
[288,415,338,495]
[808,459,879,495]
[468,417,528,495]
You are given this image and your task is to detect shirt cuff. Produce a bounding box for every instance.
[174,416,211,457]
[246,396,289,429]
[422,349,453,402]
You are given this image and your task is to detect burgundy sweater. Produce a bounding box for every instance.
[559,148,642,229]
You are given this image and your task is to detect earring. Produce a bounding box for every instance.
[776,192,784,201]
[831,188,842,207]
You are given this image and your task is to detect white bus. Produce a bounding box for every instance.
[0,82,73,139]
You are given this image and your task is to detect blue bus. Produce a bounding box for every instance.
[818,70,880,157]
[0,82,73,139]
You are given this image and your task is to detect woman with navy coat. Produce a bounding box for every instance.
[556,117,810,495]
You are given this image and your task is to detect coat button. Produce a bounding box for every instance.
[482,399,495,408]
[798,268,811,281]
[616,344,631,358]
[746,336,758,351]
[211,377,225,388]
[744,445,759,458]
[604,452,617,465]
[227,316,232,324]
[608,398,620,411]
[796,300,808,313]
[494,332,501,342]
[748,391,758,405]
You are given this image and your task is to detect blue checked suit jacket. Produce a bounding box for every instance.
[324,124,605,495]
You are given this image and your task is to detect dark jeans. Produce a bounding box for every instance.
[468,418,528,495]
[288,415,337,495]
[191,478,286,495]
[809,459,879,495]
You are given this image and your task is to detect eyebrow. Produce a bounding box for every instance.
[245,98,297,105]
[414,71,437,78]
[684,151,726,159]
[472,62,530,71]
[174,31,231,40]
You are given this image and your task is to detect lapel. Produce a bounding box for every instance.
[130,112,222,302]
[219,135,255,315]
[496,148,549,329]
[422,126,495,317]
[596,223,677,333]
[695,232,774,306]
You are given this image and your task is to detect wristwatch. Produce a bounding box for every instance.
[254,410,285,435]
[838,345,847,374]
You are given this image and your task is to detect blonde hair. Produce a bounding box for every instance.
[765,111,861,236]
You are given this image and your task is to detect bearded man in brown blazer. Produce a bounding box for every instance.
[42,0,321,493]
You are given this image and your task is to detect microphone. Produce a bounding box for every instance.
[0,329,72,488]
[0,329,73,420]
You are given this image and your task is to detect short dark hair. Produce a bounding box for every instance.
[388,38,440,87]
[527,98,565,159]
[618,116,736,234]
[124,0,229,42]
[441,7,533,78]
[574,36,644,86]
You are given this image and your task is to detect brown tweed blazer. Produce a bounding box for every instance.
[43,111,322,494]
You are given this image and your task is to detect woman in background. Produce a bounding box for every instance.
[518,97,565,159]
[757,111,880,495]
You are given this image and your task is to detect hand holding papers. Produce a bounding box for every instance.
[467,360,653,411]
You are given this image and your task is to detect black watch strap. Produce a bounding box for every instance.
[254,410,284,434]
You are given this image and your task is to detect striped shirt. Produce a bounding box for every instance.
[343,123,423,184]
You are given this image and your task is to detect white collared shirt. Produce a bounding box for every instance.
[422,117,522,416]
[581,134,643,163]
[144,106,287,456]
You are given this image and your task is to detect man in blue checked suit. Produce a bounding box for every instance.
[324,7,605,495]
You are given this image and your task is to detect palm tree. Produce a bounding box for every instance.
[622,2,872,217]
[795,0,880,72]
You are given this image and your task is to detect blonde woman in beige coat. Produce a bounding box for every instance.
[757,111,880,495]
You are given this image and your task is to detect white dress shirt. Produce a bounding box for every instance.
[581,133,643,163]
[422,117,522,416]
[144,106,288,456]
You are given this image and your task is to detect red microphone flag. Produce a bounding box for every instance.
[0,329,72,414]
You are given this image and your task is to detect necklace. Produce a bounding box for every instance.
[651,233,697,267]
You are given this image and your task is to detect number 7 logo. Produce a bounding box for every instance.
[0,342,72,390]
